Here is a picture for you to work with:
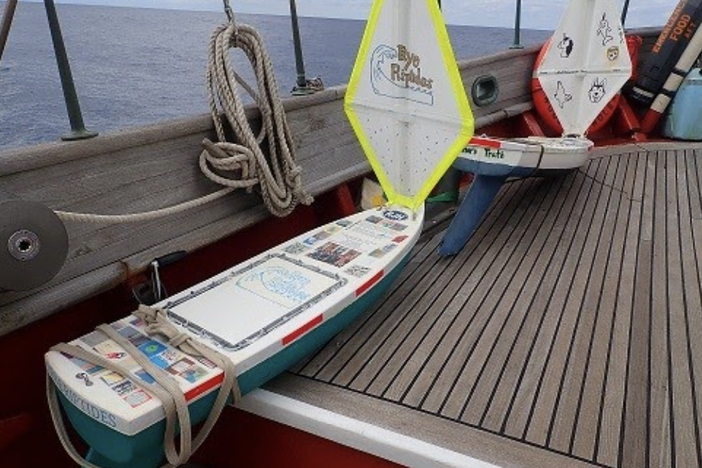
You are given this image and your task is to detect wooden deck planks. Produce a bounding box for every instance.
[288,143,702,468]
[595,151,643,467]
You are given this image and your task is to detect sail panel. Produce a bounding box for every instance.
[537,0,632,136]
[345,0,474,210]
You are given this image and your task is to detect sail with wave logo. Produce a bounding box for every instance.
[536,0,632,136]
[345,0,474,211]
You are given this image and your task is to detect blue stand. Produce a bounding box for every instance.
[438,175,506,256]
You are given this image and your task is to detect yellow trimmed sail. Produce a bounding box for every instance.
[345,0,474,211]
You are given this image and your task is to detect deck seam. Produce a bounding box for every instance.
[456,177,570,423]
[290,373,612,468]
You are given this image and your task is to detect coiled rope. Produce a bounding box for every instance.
[201,21,313,217]
[55,20,311,224]
[47,305,241,468]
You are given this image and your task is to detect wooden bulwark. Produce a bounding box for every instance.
[0,44,548,335]
[0,28,663,336]
[276,142,702,468]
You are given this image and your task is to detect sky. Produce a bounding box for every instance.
[43,0,674,30]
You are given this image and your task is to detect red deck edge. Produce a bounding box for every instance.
[185,372,225,401]
[468,136,501,148]
[282,315,324,346]
[356,270,384,297]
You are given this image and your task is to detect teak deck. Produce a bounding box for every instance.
[267,142,702,468]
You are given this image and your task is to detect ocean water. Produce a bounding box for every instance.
[0,2,550,152]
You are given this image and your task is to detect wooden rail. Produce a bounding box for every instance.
[0,28,662,336]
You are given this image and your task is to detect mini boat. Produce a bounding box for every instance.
[43,0,473,466]
[45,204,424,468]
[439,0,632,255]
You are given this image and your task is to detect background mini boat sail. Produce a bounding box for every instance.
[44,1,473,467]
[439,0,632,256]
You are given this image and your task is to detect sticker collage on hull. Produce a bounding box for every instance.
[71,320,216,409]
[281,210,412,278]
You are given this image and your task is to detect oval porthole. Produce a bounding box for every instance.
[471,74,499,107]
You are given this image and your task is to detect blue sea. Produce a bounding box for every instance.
[0,2,550,152]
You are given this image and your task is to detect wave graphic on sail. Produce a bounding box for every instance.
[370,44,434,105]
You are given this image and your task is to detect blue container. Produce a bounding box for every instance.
[663,68,702,140]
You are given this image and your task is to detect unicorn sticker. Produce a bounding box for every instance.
[596,13,613,46]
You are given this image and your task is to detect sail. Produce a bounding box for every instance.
[345,0,474,211]
[536,0,632,136]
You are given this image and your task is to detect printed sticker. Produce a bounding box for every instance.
[195,357,217,369]
[382,209,409,222]
[345,265,372,278]
[94,340,127,360]
[134,369,156,385]
[308,242,361,268]
[81,331,108,348]
[166,357,195,375]
[69,356,103,375]
[284,242,308,255]
[180,366,209,384]
[111,380,136,396]
[369,243,397,258]
[238,265,314,308]
[160,348,180,364]
[303,230,331,246]
[123,389,151,408]
[100,372,125,386]
[118,326,149,347]
[139,341,167,358]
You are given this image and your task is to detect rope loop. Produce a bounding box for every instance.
[55,20,310,225]
[205,21,313,217]
[47,304,243,468]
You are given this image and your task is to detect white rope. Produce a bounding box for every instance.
[55,20,311,225]
[204,22,313,217]
[55,187,234,224]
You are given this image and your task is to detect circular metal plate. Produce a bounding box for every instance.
[0,197,68,291]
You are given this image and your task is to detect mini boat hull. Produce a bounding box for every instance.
[439,136,592,256]
[46,206,423,468]
[455,135,592,178]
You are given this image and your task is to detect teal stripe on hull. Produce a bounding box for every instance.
[57,254,411,468]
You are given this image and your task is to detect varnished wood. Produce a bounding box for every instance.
[0,44,557,336]
[282,142,702,468]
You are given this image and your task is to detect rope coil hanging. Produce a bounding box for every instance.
[202,19,313,218]
[55,15,311,224]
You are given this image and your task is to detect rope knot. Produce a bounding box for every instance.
[206,23,313,217]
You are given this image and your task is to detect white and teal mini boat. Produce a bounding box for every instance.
[440,0,632,255]
[45,205,423,467]
[44,0,474,466]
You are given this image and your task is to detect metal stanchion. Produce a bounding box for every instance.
[0,0,18,63]
[44,0,97,141]
[510,0,524,49]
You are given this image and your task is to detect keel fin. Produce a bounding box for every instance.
[438,175,506,256]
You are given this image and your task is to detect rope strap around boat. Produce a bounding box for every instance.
[54,19,311,224]
[47,305,241,468]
